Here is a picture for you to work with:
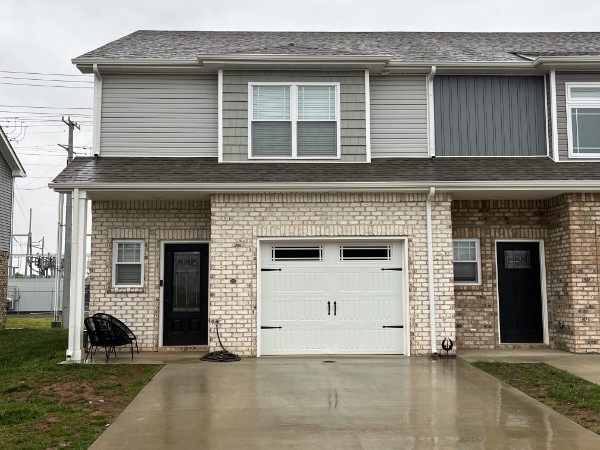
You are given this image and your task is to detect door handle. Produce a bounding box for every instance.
[334,301,337,316]
[327,301,331,315]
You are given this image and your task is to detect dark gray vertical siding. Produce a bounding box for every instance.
[546,74,553,158]
[555,72,600,161]
[0,155,13,251]
[434,76,546,156]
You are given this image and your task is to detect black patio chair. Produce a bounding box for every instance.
[93,313,139,359]
[84,316,116,363]
[84,316,100,362]
[91,315,134,361]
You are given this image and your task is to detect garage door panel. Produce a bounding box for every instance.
[336,271,402,293]
[333,328,404,354]
[263,271,327,293]
[263,295,329,323]
[334,298,403,323]
[262,328,329,355]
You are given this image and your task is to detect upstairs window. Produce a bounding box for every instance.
[249,83,340,159]
[567,84,600,157]
[453,239,481,285]
[113,240,144,287]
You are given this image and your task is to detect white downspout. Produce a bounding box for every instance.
[426,187,438,355]
[427,66,437,158]
[92,64,102,157]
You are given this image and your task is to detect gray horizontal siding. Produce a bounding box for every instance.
[222,70,366,162]
[434,76,546,156]
[101,75,218,157]
[370,75,428,157]
[556,72,600,161]
[0,155,13,251]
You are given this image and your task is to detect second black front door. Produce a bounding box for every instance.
[497,242,544,343]
[163,243,209,346]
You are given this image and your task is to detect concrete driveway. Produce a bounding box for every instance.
[90,357,600,449]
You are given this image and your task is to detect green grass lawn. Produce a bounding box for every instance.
[5,317,54,329]
[0,321,162,449]
[473,361,600,435]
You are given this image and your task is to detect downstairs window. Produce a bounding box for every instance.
[453,239,481,284]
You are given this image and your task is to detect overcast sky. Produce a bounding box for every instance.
[2,0,600,270]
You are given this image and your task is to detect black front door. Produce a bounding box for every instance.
[163,243,209,345]
[497,242,544,343]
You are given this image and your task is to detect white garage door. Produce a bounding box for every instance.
[260,241,406,355]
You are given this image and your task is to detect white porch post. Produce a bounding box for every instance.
[66,188,88,362]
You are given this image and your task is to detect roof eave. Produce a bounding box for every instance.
[72,58,202,74]
[534,56,600,69]
[48,180,600,193]
[0,127,26,177]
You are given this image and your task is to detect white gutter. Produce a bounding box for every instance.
[92,64,102,157]
[534,55,600,67]
[427,66,436,158]
[426,187,438,355]
[48,180,600,193]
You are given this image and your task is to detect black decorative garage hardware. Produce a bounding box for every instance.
[261,326,283,329]
[381,267,403,271]
[382,325,404,329]
[261,268,282,271]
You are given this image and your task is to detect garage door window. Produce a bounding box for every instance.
[340,246,391,261]
[272,247,322,261]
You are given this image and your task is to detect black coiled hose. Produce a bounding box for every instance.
[200,320,241,362]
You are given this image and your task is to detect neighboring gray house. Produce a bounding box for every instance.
[51,31,600,361]
[0,126,26,329]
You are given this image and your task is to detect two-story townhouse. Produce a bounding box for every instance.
[1,126,26,329]
[51,31,600,361]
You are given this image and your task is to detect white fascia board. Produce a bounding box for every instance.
[73,59,201,74]
[534,56,600,68]
[0,127,26,177]
[49,180,600,193]
[386,60,536,71]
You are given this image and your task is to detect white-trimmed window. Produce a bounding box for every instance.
[249,82,340,159]
[567,83,600,157]
[453,239,481,284]
[113,240,144,287]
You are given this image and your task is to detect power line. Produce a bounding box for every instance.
[0,81,93,89]
[0,75,93,84]
[0,69,89,78]
[0,104,92,110]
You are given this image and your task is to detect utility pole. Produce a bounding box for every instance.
[26,209,32,277]
[59,117,80,328]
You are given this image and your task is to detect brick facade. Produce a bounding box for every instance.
[89,200,211,350]
[88,192,600,355]
[452,195,600,353]
[209,192,454,356]
[90,193,455,356]
[0,251,7,330]
[452,200,549,349]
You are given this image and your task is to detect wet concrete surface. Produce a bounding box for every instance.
[89,357,600,449]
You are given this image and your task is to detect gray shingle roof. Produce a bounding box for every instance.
[75,31,600,63]
[51,157,600,186]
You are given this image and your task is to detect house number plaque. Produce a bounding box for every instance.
[505,250,531,269]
